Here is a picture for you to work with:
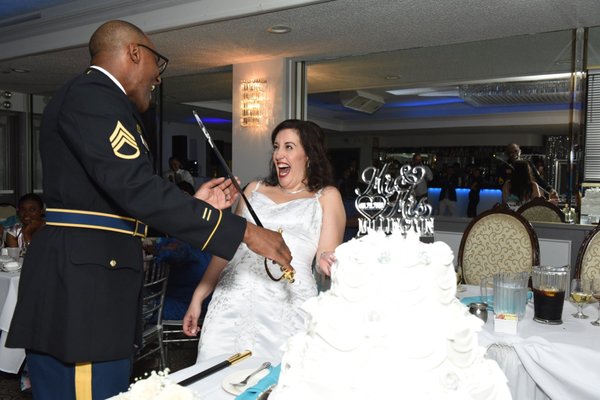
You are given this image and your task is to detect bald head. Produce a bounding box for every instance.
[87,20,161,113]
[89,20,146,59]
[506,143,521,162]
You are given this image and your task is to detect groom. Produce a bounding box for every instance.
[7,20,291,400]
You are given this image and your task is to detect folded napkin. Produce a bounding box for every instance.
[235,364,280,400]
[460,295,494,312]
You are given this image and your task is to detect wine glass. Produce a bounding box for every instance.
[570,278,593,319]
[591,279,600,326]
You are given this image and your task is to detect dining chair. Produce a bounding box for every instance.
[516,197,565,223]
[135,257,170,370]
[575,223,600,282]
[163,319,200,366]
[458,203,540,285]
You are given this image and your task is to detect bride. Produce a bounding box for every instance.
[183,119,346,362]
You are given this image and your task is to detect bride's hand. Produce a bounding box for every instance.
[318,251,336,276]
[182,303,203,337]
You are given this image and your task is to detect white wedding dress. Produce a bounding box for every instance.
[196,183,323,362]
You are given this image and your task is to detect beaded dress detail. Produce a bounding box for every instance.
[197,182,323,362]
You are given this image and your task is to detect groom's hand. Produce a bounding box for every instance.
[243,223,292,267]
[194,177,240,209]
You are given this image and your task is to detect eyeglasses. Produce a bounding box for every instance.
[137,43,169,75]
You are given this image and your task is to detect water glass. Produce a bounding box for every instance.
[6,247,20,259]
[481,271,529,318]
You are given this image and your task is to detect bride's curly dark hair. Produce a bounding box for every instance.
[263,119,335,192]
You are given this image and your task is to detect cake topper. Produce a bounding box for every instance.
[354,162,434,236]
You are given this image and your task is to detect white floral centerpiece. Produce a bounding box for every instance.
[112,370,200,400]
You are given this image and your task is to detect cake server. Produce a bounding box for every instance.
[177,350,252,386]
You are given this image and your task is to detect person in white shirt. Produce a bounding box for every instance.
[164,155,194,186]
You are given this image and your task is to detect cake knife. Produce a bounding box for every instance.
[177,350,252,386]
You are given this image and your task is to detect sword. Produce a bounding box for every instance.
[192,111,295,283]
[193,110,263,227]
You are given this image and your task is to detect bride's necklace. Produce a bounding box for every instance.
[279,185,306,195]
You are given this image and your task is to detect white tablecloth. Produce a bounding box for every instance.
[0,270,25,374]
[461,285,600,400]
[168,356,271,400]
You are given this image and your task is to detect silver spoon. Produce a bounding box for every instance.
[231,361,271,388]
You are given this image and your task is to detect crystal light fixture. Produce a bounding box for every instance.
[240,79,267,127]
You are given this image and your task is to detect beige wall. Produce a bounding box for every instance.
[232,58,292,185]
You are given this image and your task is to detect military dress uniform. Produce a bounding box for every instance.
[7,67,246,399]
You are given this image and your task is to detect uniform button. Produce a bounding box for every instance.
[110,259,117,268]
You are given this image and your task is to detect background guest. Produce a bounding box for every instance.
[467,166,483,218]
[411,153,433,201]
[163,155,195,187]
[502,159,542,210]
[5,193,45,252]
[501,143,558,203]
[437,163,459,216]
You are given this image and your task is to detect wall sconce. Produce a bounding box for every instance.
[241,79,267,127]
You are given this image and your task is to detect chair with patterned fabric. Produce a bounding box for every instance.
[458,203,540,285]
[516,197,565,223]
[575,223,600,282]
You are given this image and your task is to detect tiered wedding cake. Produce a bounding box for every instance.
[270,163,510,400]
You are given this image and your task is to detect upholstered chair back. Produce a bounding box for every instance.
[576,224,600,282]
[458,204,540,285]
[517,197,565,223]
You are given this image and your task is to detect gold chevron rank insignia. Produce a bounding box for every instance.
[109,121,140,159]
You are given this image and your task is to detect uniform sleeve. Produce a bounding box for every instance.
[56,79,245,260]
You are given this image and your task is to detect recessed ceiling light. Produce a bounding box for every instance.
[10,68,30,73]
[267,25,292,34]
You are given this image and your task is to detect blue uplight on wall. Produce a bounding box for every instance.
[387,98,465,107]
[186,116,231,124]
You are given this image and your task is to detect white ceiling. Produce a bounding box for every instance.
[1,0,600,133]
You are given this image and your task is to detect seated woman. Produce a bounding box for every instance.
[183,119,346,362]
[502,159,542,210]
[6,193,46,252]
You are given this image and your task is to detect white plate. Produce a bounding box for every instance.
[0,260,21,273]
[221,368,270,396]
